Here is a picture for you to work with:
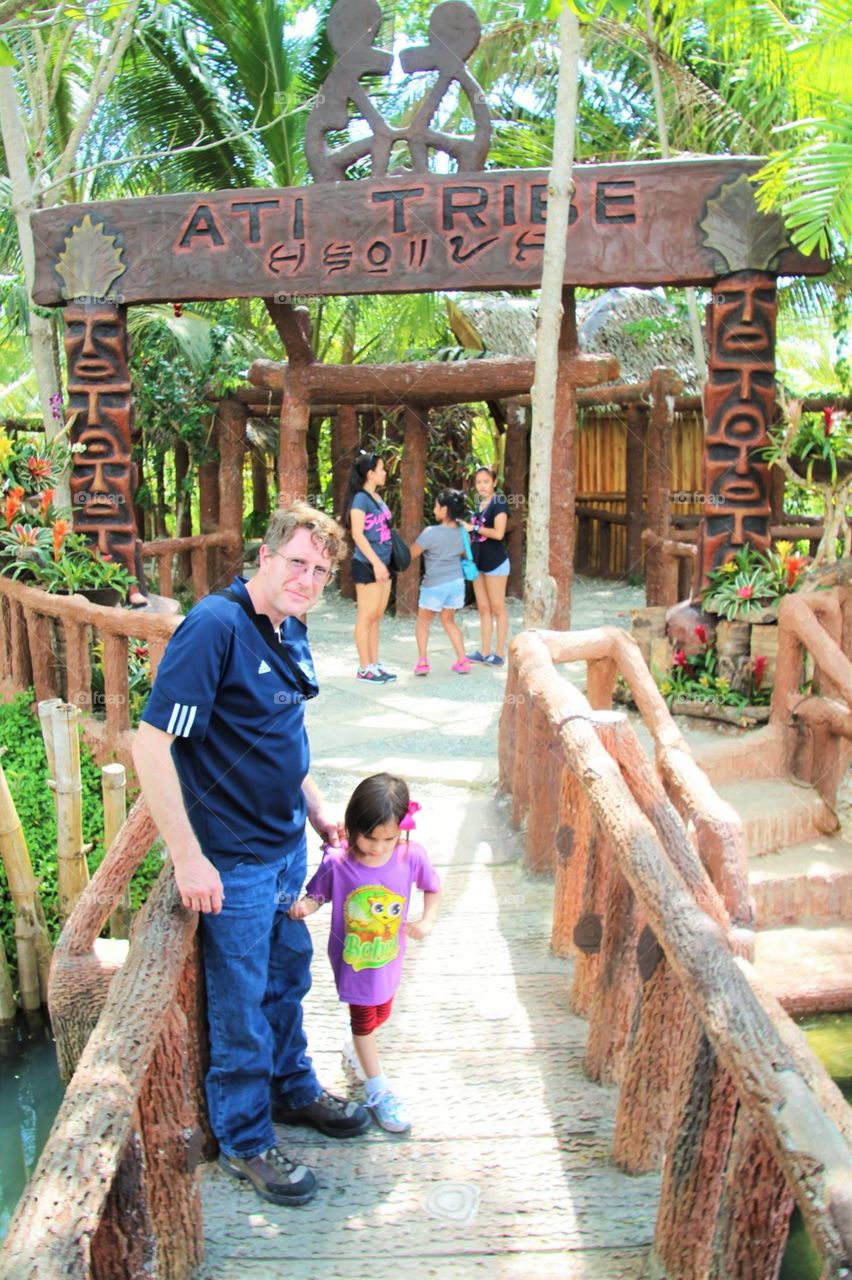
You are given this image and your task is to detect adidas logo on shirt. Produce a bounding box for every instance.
[258,660,271,674]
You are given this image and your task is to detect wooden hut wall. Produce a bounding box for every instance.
[575,408,704,577]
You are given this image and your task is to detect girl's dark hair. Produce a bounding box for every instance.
[345,772,411,849]
[341,450,382,526]
[435,488,466,521]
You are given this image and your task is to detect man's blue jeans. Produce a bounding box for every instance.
[199,844,321,1158]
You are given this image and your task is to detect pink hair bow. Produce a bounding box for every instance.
[399,800,421,831]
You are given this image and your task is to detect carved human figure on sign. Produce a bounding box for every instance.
[304,0,399,182]
[305,0,490,182]
[399,1,490,173]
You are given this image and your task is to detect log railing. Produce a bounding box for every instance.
[0,798,210,1279]
[0,575,182,760]
[500,627,852,1278]
[141,530,238,602]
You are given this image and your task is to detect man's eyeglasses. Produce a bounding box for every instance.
[273,553,333,585]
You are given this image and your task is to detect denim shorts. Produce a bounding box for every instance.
[419,579,465,611]
[484,558,510,578]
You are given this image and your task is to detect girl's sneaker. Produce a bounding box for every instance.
[376,664,398,681]
[356,666,389,683]
[368,1088,411,1133]
[451,657,472,674]
[342,1036,367,1083]
[484,654,505,666]
[414,657,430,675]
[468,651,489,662]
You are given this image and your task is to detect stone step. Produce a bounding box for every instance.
[715,776,835,857]
[749,834,852,927]
[753,923,852,1016]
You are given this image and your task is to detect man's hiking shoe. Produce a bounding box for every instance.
[219,1145,316,1206]
[273,1088,370,1138]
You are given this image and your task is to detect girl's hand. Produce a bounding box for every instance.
[406,917,434,940]
[289,897,320,920]
[460,521,473,532]
[373,560,390,583]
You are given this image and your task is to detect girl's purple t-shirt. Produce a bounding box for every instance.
[305,840,441,1005]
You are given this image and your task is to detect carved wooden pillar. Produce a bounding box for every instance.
[217,398,246,584]
[625,403,647,580]
[549,288,579,629]
[332,405,360,600]
[197,457,220,587]
[504,400,527,599]
[65,302,137,582]
[250,449,270,529]
[694,271,776,597]
[644,368,681,606]
[396,405,427,618]
[278,370,310,506]
[307,411,322,503]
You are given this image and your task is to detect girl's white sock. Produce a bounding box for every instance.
[365,1072,389,1100]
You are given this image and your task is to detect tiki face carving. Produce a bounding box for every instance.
[711,273,775,364]
[70,425,133,521]
[65,303,130,387]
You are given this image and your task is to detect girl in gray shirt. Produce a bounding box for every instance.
[408,489,471,675]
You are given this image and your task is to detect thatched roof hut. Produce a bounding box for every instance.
[448,288,704,395]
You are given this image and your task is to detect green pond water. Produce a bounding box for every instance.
[0,1011,850,1259]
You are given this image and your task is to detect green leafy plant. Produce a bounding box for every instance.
[656,624,771,710]
[90,639,152,726]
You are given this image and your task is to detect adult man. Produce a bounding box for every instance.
[132,503,370,1208]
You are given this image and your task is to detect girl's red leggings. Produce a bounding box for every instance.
[349,997,394,1036]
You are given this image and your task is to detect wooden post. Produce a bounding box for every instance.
[10,599,32,690]
[709,1107,796,1279]
[250,449,270,528]
[504,401,528,600]
[14,913,40,1012]
[174,437,193,581]
[49,702,90,925]
[0,756,51,1005]
[278,372,310,506]
[61,619,92,712]
[551,770,591,957]
[644,368,679,605]
[650,1031,739,1278]
[197,456,220,588]
[396,405,428,618]
[216,398,246,585]
[549,287,579,628]
[102,634,131,747]
[103,764,130,940]
[333,404,360,601]
[25,609,58,704]
[523,699,559,875]
[625,403,647,580]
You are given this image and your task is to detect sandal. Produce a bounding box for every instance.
[414,657,430,676]
[451,657,472,674]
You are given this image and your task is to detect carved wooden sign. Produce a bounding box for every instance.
[31,159,826,308]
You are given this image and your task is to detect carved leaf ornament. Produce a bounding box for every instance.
[55,215,127,301]
[699,174,791,274]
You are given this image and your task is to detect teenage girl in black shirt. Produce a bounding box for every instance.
[462,466,510,666]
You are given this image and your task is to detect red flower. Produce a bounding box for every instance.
[736,585,754,600]
[785,555,807,588]
[51,518,69,561]
[39,488,55,518]
[3,486,24,526]
[132,645,149,661]
[824,407,834,436]
[753,655,768,689]
[673,649,689,668]
[694,624,708,645]
[27,456,51,481]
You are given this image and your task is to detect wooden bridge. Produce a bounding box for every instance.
[1,580,851,1278]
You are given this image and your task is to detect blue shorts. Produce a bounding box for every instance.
[484,558,510,578]
[419,580,465,612]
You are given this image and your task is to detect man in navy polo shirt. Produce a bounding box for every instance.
[132,502,369,1208]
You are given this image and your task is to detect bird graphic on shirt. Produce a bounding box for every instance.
[343,885,406,944]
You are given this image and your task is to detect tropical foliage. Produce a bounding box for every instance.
[701,543,808,621]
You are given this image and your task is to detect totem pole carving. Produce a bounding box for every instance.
[56,215,138,582]
[694,176,789,594]
[305,0,490,182]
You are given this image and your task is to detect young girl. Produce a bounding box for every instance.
[290,773,441,1133]
[409,488,470,675]
[463,465,510,666]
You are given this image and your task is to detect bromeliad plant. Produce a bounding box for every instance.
[701,544,808,621]
[656,624,772,711]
